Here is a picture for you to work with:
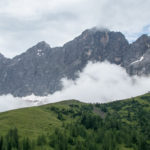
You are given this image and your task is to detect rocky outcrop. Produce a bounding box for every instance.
[127,49,150,75]
[124,34,150,75]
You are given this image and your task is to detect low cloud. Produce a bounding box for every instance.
[0,61,150,112]
[0,94,36,112]
[48,61,150,102]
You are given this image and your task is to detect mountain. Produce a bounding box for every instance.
[0,28,150,96]
[126,34,150,75]
[0,93,150,149]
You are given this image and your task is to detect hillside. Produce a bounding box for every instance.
[0,94,150,150]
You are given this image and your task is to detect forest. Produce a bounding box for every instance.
[0,94,150,150]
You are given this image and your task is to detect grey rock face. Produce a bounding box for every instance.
[125,34,150,75]
[123,35,150,66]
[0,28,150,96]
[127,49,150,75]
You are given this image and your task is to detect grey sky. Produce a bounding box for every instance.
[0,0,150,58]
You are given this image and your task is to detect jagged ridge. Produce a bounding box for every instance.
[0,28,150,96]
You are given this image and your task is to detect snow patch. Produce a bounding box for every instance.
[37,49,44,56]
[37,49,43,52]
[130,56,144,65]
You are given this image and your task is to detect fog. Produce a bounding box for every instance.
[0,61,150,112]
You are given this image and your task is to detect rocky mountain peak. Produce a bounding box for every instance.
[15,41,52,58]
[136,34,150,43]
[81,28,128,44]
[132,34,150,49]
[0,28,150,96]
[30,41,51,53]
[36,41,50,49]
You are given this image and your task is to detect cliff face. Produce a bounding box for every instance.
[125,35,150,75]
[0,28,150,96]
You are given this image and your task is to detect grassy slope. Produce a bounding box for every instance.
[0,94,150,149]
[0,100,83,139]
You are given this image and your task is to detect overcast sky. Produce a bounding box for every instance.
[0,0,150,58]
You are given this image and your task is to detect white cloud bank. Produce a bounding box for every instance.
[0,61,150,112]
